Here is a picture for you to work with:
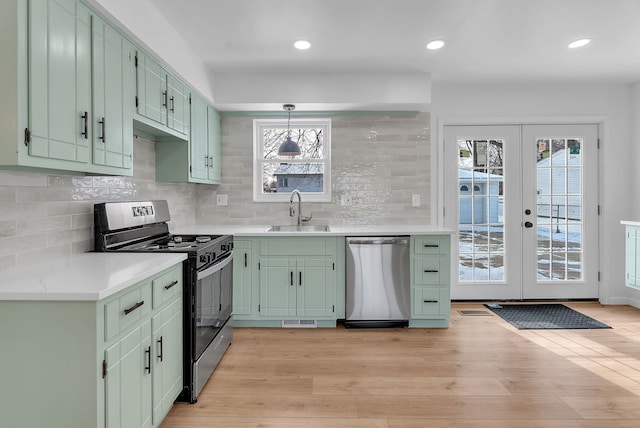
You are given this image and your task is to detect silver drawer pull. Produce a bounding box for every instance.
[423,300,438,303]
[424,270,439,273]
[123,300,144,315]
[164,280,178,290]
[424,244,439,248]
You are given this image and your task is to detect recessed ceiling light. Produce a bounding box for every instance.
[568,38,590,49]
[294,40,311,50]
[426,40,445,50]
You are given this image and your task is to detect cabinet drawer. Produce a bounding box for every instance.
[413,237,449,255]
[413,257,448,285]
[152,265,182,308]
[104,281,152,341]
[412,287,448,317]
[260,238,330,256]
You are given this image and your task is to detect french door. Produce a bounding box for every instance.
[443,124,599,300]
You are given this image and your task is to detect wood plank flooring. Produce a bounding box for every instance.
[160,302,640,427]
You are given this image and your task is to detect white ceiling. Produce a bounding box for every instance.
[149,0,640,84]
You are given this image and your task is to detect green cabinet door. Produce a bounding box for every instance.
[207,106,222,183]
[105,319,153,428]
[28,0,91,164]
[233,239,253,315]
[259,256,335,318]
[136,52,167,125]
[167,75,189,135]
[297,258,335,317]
[259,258,297,317]
[91,14,134,173]
[152,299,183,425]
[189,94,209,180]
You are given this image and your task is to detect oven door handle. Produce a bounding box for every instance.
[196,252,233,280]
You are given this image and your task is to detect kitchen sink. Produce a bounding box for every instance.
[266,225,331,232]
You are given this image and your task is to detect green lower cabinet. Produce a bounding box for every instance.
[105,320,153,428]
[233,239,253,315]
[233,236,339,326]
[258,257,335,318]
[0,263,183,428]
[152,299,183,424]
[409,235,451,328]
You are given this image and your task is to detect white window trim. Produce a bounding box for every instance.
[253,118,332,202]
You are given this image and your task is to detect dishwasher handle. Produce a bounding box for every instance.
[347,237,409,245]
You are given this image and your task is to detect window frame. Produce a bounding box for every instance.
[253,118,332,202]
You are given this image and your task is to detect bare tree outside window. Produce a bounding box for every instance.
[253,118,331,202]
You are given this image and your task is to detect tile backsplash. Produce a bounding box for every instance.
[196,112,431,226]
[0,111,431,271]
[0,136,197,272]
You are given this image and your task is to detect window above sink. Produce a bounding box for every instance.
[253,118,332,203]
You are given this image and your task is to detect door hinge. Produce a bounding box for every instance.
[189,165,192,174]
[258,304,261,312]
[332,262,335,270]
[189,95,192,105]
[258,262,261,270]
[101,359,107,379]
[598,271,601,281]
[135,96,139,108]
[134,54,138,67]
[24,128,31,146]
[597,138,600,149]
[332,305,335,312]
[597,205,600,215]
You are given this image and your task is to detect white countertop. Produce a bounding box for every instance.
[0,253,187,302]
[621,221,640,226]
[178,224,455,237]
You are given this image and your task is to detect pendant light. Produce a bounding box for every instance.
[278,104,301,156]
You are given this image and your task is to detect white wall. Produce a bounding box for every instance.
[629,82,640,307]
[196,112,431,226]
[430,82,632,304]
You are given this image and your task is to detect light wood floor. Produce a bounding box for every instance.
[160,302,640,427]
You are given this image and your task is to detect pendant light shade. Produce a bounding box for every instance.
[278,104,301,156]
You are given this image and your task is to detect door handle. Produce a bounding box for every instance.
[524,221,534,228]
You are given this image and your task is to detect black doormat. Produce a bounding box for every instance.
[484,304,611,330]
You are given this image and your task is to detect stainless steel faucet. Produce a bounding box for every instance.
[289,189,312,226]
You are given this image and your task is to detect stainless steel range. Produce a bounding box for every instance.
[94,200,233,403]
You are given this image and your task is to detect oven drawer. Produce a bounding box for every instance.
[104,281,152,341]
[152,264,182,308]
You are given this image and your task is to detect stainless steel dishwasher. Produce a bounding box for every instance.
[345,236,410,328]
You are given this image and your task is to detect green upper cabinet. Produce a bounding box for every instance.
[0,0,136,175]
[135,51,189,138]
[135,52,166,126]
[27,0,92,167]
[155,93,222,184]
[91,14,134,174]
[167,75,189,135]
[207,106,222,183]
[189,94,209,181]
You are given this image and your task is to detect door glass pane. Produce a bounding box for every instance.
[458,139,505,282]
[535,137,583,281]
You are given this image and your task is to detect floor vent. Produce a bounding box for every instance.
[281,320,318,328]
[458,310,493,316]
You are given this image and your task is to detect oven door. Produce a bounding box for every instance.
[194,253,233,360]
